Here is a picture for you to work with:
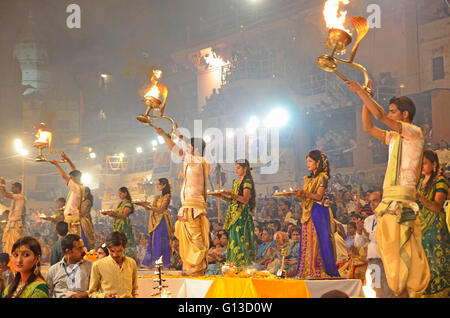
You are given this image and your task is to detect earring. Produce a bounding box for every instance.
[33,264,40,276]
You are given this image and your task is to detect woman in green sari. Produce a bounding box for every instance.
[2,236,48,298]
[214,159,256,268]
[103,187,136,260]
[416,150,450,298]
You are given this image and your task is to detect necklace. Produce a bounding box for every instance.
[12,283,26,298]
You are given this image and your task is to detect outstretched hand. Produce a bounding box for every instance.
[345,80,365,95]
[152,125,166,136]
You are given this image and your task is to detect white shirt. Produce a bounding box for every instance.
[384,122,424,189]
[64,179,82,217]
[181,154,210,202]
[354,214,380,259]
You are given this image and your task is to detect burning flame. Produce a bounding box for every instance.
[155,255,163,265]
[35,129,52,145]
[144,69,163,100]
[323,0,351,33]
[153,70,162,80]
[362,268,377,298]
[144,85,160,100]
[203,51,229,70]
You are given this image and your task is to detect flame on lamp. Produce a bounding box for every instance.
[35,129,52,147]
[323,0,351,33]
[362,268,377,298]
[144,85,161,100]
[155,255,163,265]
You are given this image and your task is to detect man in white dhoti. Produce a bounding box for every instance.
[152,125,210,276]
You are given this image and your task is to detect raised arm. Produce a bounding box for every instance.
[61,152,76,171]
[362,104,386,142]
[0,177,13,199]
[152,125,184,158]
[49,160,70,183]
[346,80,401,134]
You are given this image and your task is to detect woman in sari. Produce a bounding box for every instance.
[137,178,174,268]
[2,237,49,298]
[256,228,276,270]
[294,150,339,279]
[103,187,136,260]
[416,150,450,298]
[80,187,96,251]
[213,159,257,267]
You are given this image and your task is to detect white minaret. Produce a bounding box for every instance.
[13,11,49,96]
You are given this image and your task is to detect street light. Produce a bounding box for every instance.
[152,140,158,147]
[14,139,28,156]
[136,147,143,154]
[81,173,93,187]
[245,116,260,134]
[263,108,289,128]
[89,152,96,159]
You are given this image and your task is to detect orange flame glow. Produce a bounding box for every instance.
[153,70,162,80]
[323,0,351,33]
[144,85,160,100]
[203,51,230,70]
[362,268,377,298]
[35,129,52,146]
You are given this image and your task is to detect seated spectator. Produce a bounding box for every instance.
[278,200,293,222]
[205,233,227,276]
[96,243,109,261]
[359,190,374,217]
[2,236,49,298]
[135,234,147,267]
[46,234,92,298]
[170,239,182,270]
[285,226,301,277]
[268,220,281,235]
[345,222,357,252]
[254,225,263,245]
[88,231,138,298]
[50,221,68,266]
[256,228,276,270]
[0,253,13,291]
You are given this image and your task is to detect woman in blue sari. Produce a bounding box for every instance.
[294,150,339,278]
[136,178,174,268]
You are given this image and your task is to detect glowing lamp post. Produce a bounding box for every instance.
[316,0,372,95]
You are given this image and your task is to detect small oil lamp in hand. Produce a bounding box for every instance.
[316,1,372,95]
[34,123,67,163]
[137,70,176,135]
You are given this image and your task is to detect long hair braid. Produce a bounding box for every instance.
[236,159,256,211]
